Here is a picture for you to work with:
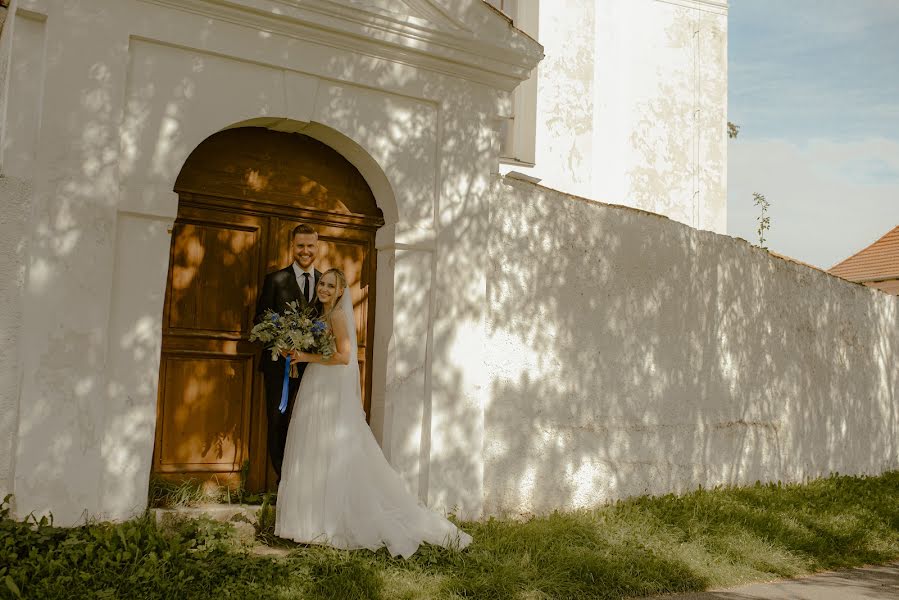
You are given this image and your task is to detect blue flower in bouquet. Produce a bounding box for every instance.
[311,319,326,333]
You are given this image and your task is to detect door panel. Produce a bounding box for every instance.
[156,354,253,471]
[153,208,267,486]
[167,220,259,333]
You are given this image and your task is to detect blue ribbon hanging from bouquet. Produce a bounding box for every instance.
[278,355,291,414]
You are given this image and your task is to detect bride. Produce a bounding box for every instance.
[274,268,472,557]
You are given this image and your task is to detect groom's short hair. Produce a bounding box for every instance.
[291,223,318,239]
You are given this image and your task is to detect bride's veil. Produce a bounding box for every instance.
[337,287,358,369]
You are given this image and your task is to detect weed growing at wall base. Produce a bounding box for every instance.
[3,472,899,599]
[147,461,268,508]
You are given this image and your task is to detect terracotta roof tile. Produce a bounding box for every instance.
[867,279,899,295]
[828,225,899,283]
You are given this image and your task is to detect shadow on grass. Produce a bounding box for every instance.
[626,472,899,585]
[257,511,707,600]
[438,513,707,599]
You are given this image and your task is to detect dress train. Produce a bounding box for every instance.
[274,351,471,558]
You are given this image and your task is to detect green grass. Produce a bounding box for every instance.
[4,471,899,599]
[147,477,221,509]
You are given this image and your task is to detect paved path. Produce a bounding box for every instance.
[656,562,899,599]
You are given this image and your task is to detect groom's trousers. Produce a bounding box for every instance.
[262,363,306,482]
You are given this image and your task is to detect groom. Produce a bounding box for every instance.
[254,223,322,483]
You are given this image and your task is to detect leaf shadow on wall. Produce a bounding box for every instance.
[487,175,898,567]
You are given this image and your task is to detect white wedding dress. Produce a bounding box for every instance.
[274,292,472,558]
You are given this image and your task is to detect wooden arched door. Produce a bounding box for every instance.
[152,127,384,492]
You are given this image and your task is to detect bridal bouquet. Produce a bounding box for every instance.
[250,301,335,363]
[250,301,335,413]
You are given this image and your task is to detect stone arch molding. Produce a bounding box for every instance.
[123,115,399,226]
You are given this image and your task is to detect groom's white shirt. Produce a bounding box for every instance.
[292,261,316,303]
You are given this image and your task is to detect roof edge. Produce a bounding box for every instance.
[828,225,899,273]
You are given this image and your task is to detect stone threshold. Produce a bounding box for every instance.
[150,503,268,525]
[149,503,295,557]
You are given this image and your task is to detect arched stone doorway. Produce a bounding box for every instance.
[152,127,384,492]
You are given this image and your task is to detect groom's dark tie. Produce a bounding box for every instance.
[303,272,311,304]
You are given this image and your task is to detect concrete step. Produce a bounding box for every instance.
[150,503,269,525]
[150,503,275,547]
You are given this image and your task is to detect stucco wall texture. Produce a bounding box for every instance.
[486,177,899,516]
[0,176,30,501]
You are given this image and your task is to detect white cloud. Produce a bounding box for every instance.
[728,138,899,269]
[729,1,899,141]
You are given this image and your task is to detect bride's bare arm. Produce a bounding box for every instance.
[293,312,351,365]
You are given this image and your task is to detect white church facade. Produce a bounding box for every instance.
[3,0,897,526]
[495,0,728,233]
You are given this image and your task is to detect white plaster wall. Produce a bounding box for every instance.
[507,0,728,233]
[486,177,899,516]
[0,5,45,503]
[0,175,30,502]
[12,0,128,523]
[4,0,527,523]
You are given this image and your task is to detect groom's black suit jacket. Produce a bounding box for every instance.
[254,264,322,375]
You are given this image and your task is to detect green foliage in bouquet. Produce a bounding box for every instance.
[250,301,335,361]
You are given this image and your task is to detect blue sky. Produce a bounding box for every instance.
[727,0,899,268]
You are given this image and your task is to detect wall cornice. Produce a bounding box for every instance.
[655,0,728,15]
[139,0,544,91]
